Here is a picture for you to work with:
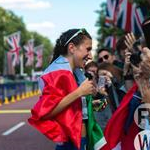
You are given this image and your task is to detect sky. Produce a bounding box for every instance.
[0,0,106,50]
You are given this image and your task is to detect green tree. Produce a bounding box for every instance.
[0,7,53,76]
[0,7,29,74]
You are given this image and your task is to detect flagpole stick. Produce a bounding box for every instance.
[20,53,24,76]
[3,51,7,76]
[31,49,34,81]
[3,36,7,76]
[31,68,34,80]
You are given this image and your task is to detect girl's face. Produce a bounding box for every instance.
[72,38,92,68]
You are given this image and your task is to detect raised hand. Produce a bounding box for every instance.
[125,32,136,51]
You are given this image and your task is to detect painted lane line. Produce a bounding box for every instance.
[0,110,31,114]
[2,122,25,136]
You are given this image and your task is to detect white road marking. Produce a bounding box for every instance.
[0,110,30,114]
[2,122,25,136]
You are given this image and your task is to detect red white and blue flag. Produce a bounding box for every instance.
[104,0,119,48]
[116,0,146,35]
[34,45,43,68]
[102,83,140,150]
[105,0,119,27]
[24,39,34,66]
[5,31,21,66]
[104,0,147,48]
[104,36,117,49]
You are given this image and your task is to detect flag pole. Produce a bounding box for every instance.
[20,53,24,76]
[3,36,8,76]
[3,51,7,76]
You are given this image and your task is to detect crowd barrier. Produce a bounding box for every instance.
[0,81,39,103]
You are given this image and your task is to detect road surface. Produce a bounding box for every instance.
[0,95,55,150]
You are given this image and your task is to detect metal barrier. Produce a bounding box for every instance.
[0,81,39,102]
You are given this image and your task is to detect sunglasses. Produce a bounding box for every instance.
[64,28,86,46]
[98,55,109,63]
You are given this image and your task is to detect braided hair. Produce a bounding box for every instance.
[51,28,92,63]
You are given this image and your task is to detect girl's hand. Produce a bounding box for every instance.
[98,70,113,88]
[78,79,96,96]
[97,86,108,96]
[98,70,113,79]
[92,99,108,111]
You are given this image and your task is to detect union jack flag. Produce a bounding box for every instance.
[104,0,119,48]
[104,35,117,49]
[116,0,147,35]
[104,0,147,48]
[5,31,21,66]
[105,0,119,27]
[24,39,34,66]
[34,45,43,68]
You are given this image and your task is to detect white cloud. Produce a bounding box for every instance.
[0,0,30,2]
[26,21,55,38]
[0,0,51,10]
[27,21,55,29]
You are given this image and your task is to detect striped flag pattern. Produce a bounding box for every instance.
[34,45,43,68]
[24,39,34,66]
[5,31,21,66]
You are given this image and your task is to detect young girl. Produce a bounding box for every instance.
[28,29,106,150]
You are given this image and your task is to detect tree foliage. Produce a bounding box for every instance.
[0,7,53,75]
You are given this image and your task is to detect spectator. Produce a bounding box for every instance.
[97,47,124,70]
[116,35,129,62]
[97,48,115,64]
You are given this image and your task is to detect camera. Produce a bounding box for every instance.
[130,50,142,67]
[130,40,142,67]
[85,72,93,80]
[130,51,141,67]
